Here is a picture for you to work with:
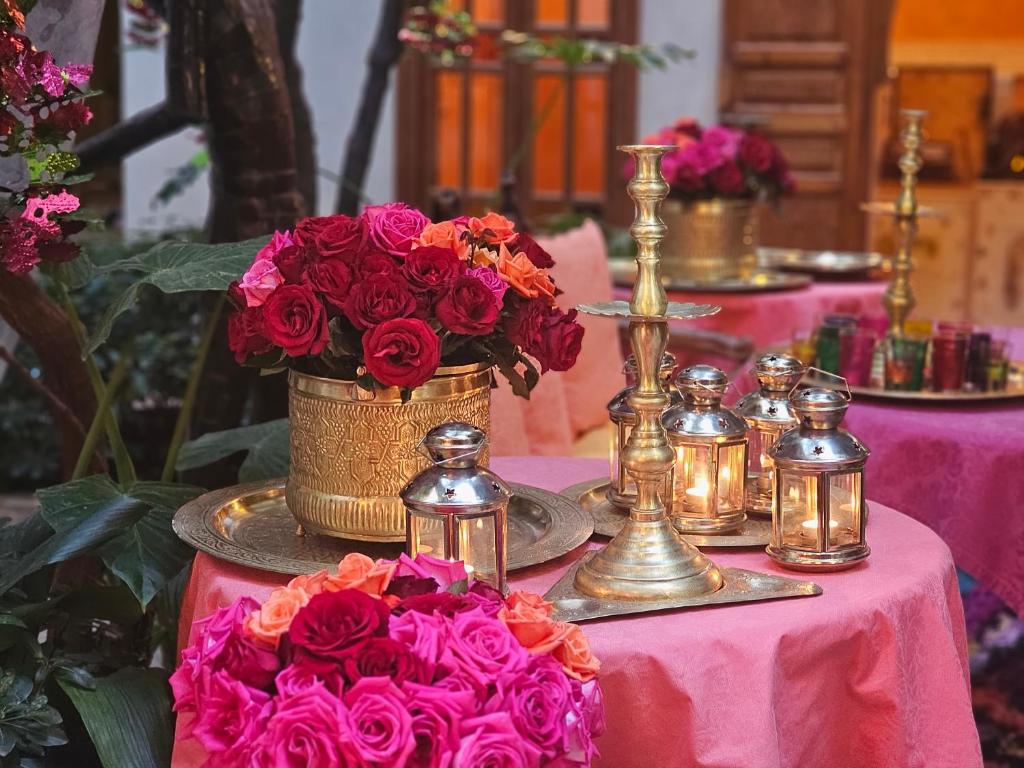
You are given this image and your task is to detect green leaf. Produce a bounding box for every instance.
[58,668,173,768]
[99,508,193,607]
[176,419,290,482]
[84,235,270,352]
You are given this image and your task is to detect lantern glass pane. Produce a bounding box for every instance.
[779,471,820,550]
[717,443,746,514]
[828,472,862,548]
[408,512,448,559]
[748,428,778,494]
[673,443,712,516]
[456,513,500,588]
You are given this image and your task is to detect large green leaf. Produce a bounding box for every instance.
[59,668,173,768]
[176,419,290,482]
[85,235,269,352]
[35,477,204,606]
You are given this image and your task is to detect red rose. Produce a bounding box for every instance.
[287,589,390,664]
[342,273,417,330]
[515,233,554,269]
[503,295,546,351]
[228,306,272,363]
[294,214,367,261]
[739,132,775,174]
[436,274,500,336]
[362,318,441,389]
[401,245,463,312]
[709,160,746,197]
[535,306,585,372]
[272,243,312,283]
[394,592,481,618]
[262,284,329,357]
[305,258,353,312]
[355,249,401,278]
[227,280,246,309]
[342,636,423,686]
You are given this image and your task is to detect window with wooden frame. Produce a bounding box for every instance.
[396,0,638,224]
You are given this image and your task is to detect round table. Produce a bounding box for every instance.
[172,457,981,768]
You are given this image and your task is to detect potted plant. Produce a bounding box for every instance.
[227,206,584,541]
[628,119,794,281]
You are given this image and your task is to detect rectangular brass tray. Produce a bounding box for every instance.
[173,479,593,576]
[804,373,1024,404]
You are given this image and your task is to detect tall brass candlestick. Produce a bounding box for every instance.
[573,146,723,600]
[884,109,925,336]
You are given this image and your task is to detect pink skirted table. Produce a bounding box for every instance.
[172,457,981,768]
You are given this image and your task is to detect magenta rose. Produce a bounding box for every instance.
[275,660,344,699]
[467,266,507,301]
[739,132,775,174]
[227,306,272,364]
[436,274,500,335]
[432,663,489,705]
[404,683,475,768]
[447,608,529,687]
[388,609,452,679]
[287,589,390,664]
[702,124,742,158]
[248,684,350,768]
[294,214,367,260]
[516,232,555,269]
[355,249,401,278]
[402,245,463,311]
[272,243,313,284]
[342,636,423,685]
[262,283,329,357]
[364,202,430,258]
[709,159,746,196]
[362,317,441,389]
[304,258,353,311]
[465,580,504,617]
[562,679,603,764]
[491,654,573,757]
[535,306,585,373]
[394,553,469,587]
[679,140,722,176]
[455,713,543,768]
[342,273,417,330]
[192,671,273,761]
[343,677,416,768]
[395,592,482,619]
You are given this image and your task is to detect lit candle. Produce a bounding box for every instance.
[684,479,709,514]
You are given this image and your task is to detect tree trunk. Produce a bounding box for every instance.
[275,0,317,214]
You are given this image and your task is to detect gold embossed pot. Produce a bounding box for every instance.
[286,362,491,542]
[661,198,758,281]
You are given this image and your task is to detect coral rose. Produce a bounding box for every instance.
[553,623,601,682]
[468,212,518,245]
[499,591,569,654]
[471,246,498,268]
[415,220,470,260]
[362,317,441,389]
[322,553,396,597]
[246,585,310,650]
[287,570,331,597]
[262,283,328,357]
[496,243,555,302]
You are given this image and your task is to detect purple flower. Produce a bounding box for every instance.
[191,671,273,763]
[248,684,350,768]
[343,677,416,768]
[468,266,508,302]
[455,713,543,768]
[490,653,573,757]
[403,683,475,768]
[364,202,430,258]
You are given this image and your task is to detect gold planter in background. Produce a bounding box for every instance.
[661,198,758,281]
[286,364,491,542]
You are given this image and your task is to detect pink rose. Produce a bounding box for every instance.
[403,683,475,768]
[364,202,430,258]
[447,608,529,688]
[467,266,507,301]
[239,232,290,307]
[702,124,742,158]
[192,671,273,763]
[491,654,573,758]
[388,609,453,678]
[455,713,543,768]
[249,684,351,768]
[394,553,468,589]
[274,661,344,699]
[343,677,416,768]
[562,679,604,765]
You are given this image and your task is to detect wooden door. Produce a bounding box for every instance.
[720,0,894,250]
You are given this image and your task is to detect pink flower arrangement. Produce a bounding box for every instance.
[626,118,795,203]
[227,206,584,394]
[172,552,604,767]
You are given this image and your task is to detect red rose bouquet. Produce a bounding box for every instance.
[228,206,585,395]
[626,118,795,203]
[172,552,605,767]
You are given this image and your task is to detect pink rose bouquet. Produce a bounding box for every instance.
[172,552,605,767]
[228,206,584,395]
[625,118,795,203]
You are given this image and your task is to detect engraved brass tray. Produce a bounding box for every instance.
[609,259,809,293]
[757,247,885,277]
[803,372,1024,404]
[173,479,593,575]
[563,478,772,547]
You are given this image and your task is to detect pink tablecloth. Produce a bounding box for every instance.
[173,457,981,768]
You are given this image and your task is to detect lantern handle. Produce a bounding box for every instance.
[791,367,852,401]
[414,435,488,466]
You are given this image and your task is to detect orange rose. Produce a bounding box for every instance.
[499,591,568,654]
[415,220,470,260]
[245,585,310,649]
[322,553,396,597]
[469,212,517,245]
[553,623,601,682]
[496,244,555,302]
[287,570,331,597]
[471,246,497,268]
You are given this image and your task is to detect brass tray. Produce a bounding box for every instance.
[803,373,1024,404]
[173,479,593,576]
[757,247,885,277]
[609,260,809,293]
[563,478,772,547]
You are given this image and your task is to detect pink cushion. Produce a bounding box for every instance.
[539,219,623,436]
[489,373,574,456]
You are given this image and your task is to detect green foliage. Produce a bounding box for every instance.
[0,672,67,762]
[177,419,290,482]
[502,31,694,70]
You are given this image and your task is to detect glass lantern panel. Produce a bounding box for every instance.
[828,472,862,548]
[779,471,821,551]
[673,443,712,517]
[408,512,448,559]
[716,443,746,514]
[748,428,779,494]
[456,514,501,588]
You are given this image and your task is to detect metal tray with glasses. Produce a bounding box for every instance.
[802,371,1024,403]
[173,479,593,575]
[757,247,885,277]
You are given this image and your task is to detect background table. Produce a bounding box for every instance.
[173,457,981,768]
